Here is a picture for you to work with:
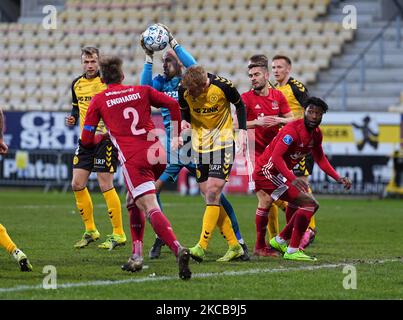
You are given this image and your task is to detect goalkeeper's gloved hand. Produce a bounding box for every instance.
[156,23,178,49]
[140,36,154,63]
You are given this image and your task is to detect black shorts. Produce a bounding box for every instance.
[193,144,235,183]
[73,139,119,173]
[293,153,314,177]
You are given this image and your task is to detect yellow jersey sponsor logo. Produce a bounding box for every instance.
[194,106,219,114]
[78,96,93,102]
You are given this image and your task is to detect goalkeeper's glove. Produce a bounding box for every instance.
[140,36,154,63]
[156,23,178,49]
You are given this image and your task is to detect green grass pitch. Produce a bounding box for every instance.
[0,190,402,300]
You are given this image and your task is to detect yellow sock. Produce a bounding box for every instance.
[217,206,238,247]
[198,205,220,250]
[0,224,17,254]
[74,187,96,232]
[103,188,124,236]
[267,204,279,239]
[308,216,316,230]
[275,199,287,212]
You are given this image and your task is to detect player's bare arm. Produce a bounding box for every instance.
[263,110,294,126]
[292,177,310,194]
[236,129,247,156]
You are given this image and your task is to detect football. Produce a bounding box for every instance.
[141,24,169,52]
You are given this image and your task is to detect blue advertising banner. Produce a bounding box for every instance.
[3,111,80,150]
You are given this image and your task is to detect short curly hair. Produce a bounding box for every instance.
[304,97,329,113]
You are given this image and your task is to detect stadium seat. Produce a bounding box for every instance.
[312,2,328,16]
[0,77,11,89]
[340,28,355,42]
[325,36,344,55]
[283,0,299,5]
[0,0,353,111]
[264,9,286,22]
[24,95,41,109]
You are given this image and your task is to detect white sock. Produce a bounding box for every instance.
[12,248,22,260]
[275,235,286,244]
[287,247,298,254]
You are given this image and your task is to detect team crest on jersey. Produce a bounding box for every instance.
[272,100,279,110]
[283,134,293,145]
[209,94,219,104]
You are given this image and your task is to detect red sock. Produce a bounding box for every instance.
[128,205,145,256]
[147,208,181,256]
[289,208,314,248]
[279,211,297,241]
[255,208,269,249]
[279,202,301,241]
[285,203,298,223]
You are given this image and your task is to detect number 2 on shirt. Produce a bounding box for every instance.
[123,107,146,135]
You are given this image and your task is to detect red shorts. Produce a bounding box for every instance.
[253,171,301,204]
[121,144,166,201]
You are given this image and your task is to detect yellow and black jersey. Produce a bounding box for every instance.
[71,73,107,135]
[179,73,245,153]
[275,77,309,119]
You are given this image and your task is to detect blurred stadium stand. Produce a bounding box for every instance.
[0,0,402,111]
[0,0,358,111]
[311,0,403,111]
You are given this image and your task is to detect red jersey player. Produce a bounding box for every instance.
[242,54,294,257]
[253,97,352,261]
[80,56,191,280]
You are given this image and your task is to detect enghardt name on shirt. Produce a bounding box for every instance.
[106,93,141,107]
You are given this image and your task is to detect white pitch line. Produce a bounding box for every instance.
[0,258,401,293]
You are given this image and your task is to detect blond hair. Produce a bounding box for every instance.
[181,65,208,90]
